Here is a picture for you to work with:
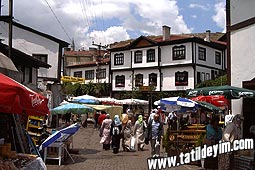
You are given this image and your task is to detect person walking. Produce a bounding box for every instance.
[99,114,112,150]
[110,115,122,154]
[94,110,100,129]
[146,113,164,157]
[218,114,244,170]
[204,116,222,170]
[98,111,107,128]
[121,113,133,152]
[133,115,147,151]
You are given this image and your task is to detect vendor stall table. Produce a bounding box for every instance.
[43,141,74,166]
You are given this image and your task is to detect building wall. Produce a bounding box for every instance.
[195,43,225,70]
[133,69,160,91]
[230,0,255,25]
[161,42,192,66]
[161,66,194,91]
[0,21,60,79]
[112,70,133,91]
[111,50,132,70]
[231,24,255,113]
[131,47,159,68]
[70,64,110,84]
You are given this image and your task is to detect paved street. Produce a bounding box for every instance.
[46,124,203,170]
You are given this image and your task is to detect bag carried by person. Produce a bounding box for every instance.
[130,136,136,151]
[112,126,120,136]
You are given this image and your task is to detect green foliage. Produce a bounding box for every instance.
[196,74,227,88]
[62,82,111,97]
[162,128,170,149]
[195,133,206,147]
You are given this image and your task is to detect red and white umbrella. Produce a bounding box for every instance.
[0,73,49,116]
[191,95,227,107]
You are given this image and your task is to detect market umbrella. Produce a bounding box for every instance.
[0,73,49,116]
[50,103,94,115]
[191,95,227,107]
[72,94,99,104]
[39,123,80,150]
[196,101,223,113]
[160,97,198,108]
[116,98,149,105]
[186,85,255,99]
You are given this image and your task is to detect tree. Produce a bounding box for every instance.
[196,74,227,88]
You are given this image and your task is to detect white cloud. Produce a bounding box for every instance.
[2,0,192,49]
[191,15,197,19]
[86,26,130,49]
[212,1,226,32]
[189,3,210,11]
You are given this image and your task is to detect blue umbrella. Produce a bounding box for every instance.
[50,103,94,115]
[76,98,99,104]
[72,94,99,104]
[160,97,198,108]
[39,123,80,150]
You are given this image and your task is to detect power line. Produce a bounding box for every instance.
[43,0,72,42]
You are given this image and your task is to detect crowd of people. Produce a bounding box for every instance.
[61,107,248,168]
[95,108,164,157]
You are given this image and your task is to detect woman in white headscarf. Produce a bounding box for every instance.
[99,114,112,150]
[133,115,147,151]
[110,115,122,153]
[218,114,244,170]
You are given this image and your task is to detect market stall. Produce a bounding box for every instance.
[0,73,49,169]
[83,104,123,119]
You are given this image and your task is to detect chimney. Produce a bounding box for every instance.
[162,25,171,41]
[205,30,211,42]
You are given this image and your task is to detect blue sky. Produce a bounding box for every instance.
[1,0,226,50]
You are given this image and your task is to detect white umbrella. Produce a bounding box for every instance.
[160,97,198,108]
[116,98,148,105]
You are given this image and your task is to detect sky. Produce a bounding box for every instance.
[1,0,226,50]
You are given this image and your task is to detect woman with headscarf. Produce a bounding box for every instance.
[99,114,112,150]
[218,114,244,170]
[133,115,147,151]
[121,113,134,151]
[110,115,122,153]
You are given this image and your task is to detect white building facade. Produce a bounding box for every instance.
[0,21,69,84]
[110,26,226,101]
[0,21,69,108]
[227,0,255,137]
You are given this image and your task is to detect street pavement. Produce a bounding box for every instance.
[46,124,203,170]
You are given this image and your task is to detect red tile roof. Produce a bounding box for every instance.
[110,32,225,49]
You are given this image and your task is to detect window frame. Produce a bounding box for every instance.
[135,74,143,87]
[147,49,155,62]
[85,70,94,80]
[172,45,186,60]
[115,75,125,87]
[114,53,124,65]
[149,73,157,86]
[74,71,82,78]
[198,47,206,61]
[134,50,143,63]
[215,51,221,65]
[32,54,48,63]
[96,68,106,79]
[175,71,188,86]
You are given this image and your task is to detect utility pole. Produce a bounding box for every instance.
[0,0,13,58]
[92,42,107,83]
[92,42,107,97]
[8,0,13,59]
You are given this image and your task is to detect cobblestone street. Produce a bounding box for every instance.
[46,124,203,170]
